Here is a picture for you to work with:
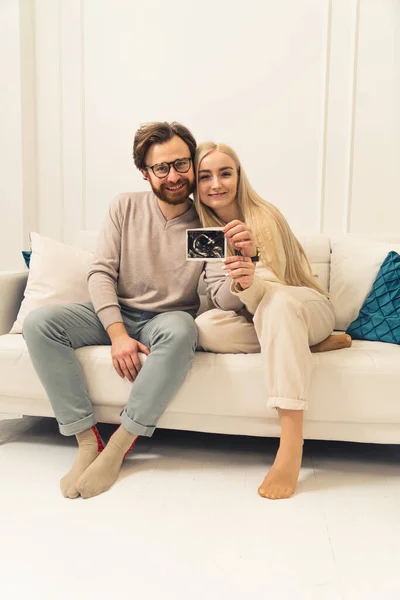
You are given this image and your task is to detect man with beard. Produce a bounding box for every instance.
[23,122,243,499]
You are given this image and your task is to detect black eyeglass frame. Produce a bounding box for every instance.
[145,157,192,179]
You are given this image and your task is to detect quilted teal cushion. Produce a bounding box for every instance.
[22,250,32,268]
[346,251,400,344]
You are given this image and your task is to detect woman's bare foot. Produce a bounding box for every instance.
[258,408,304,500]
[310,333,352,353]
[258,437,303,500]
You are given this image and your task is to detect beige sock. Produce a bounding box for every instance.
[60,426,104,499]
[76,426,138,499]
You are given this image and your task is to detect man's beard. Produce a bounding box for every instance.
[150,178,195,205]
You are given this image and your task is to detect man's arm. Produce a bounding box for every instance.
[87,196,124,331]
[107,322,150,382]
[204,261,245,311]
[87,196,152,382]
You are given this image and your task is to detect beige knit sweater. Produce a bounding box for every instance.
[87,192,244,330]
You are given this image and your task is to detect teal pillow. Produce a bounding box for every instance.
[22,250,32,268]
[346,251,400,344]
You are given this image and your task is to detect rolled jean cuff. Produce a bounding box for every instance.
[267,396,308,411]
[59,413,97,436]
[120,408,156,437]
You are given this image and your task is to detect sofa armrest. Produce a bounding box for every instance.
[0,271,28,335]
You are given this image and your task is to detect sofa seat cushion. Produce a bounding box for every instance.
[1,334,400,426]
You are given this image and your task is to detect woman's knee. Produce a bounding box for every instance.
[195,310,232,351]
[195,309,259,353]
[257,288,303,317]
[268,288,335,341]
[254,290,310,336]
[255,287,334,344]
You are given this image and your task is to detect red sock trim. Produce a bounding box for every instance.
[91,425,105,452]
[124,436,139,460]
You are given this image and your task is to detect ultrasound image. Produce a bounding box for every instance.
[187,229,225,260]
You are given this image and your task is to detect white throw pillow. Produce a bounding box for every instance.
[330,236,400,331]
[10,232,94,334]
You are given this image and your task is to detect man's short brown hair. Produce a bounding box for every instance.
[133,121,197,170]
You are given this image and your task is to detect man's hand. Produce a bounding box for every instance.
[222,255,255,290]
[223,220,257,258]
[107,323,150,382]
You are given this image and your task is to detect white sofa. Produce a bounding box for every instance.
[1,233,400,445]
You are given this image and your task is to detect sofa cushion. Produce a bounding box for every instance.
[347,251,400,344]
[10,233,93,334]
[1,334,400,427]
[330,236,400,331]
[22,250,32,268]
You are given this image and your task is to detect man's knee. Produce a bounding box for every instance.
[23,305,63,338]
[158,311,198,352]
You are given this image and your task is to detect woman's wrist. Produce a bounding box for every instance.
[237,245,257,258]
[235,279,253,291]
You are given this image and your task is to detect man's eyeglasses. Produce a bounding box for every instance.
[145,157,192,179]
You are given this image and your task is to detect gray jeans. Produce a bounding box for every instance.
[22,303,198,437]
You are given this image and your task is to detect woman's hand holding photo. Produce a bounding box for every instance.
[222,255,255,290]
[222,220,257,258]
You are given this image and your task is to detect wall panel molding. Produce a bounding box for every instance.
[345,0,360,233]
[30,0,399,243]
[60,0,85,244]
[35,0,63,240]
[321,0,360,235]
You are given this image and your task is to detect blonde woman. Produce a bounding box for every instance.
[194,142,351,500]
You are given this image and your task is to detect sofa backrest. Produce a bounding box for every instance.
[77,230,332,292]
[77,231,400,329]
[297,235,331,291]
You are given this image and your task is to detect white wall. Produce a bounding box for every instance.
[0,0,37,271]
[1,0,400,269]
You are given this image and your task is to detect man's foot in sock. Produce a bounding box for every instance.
[60,426,104,499]
[310,333,352,353]
[76,426,138,499]
[258,437,303,500]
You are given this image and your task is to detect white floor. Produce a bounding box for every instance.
[1,418,400,600]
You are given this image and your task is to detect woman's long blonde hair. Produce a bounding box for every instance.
[194,142,329,298]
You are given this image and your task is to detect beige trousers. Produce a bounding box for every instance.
[195,283,335,411]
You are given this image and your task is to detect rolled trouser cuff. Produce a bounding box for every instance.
[59,413,97,436]
[120,408,156,437]
[267,397,308,411]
